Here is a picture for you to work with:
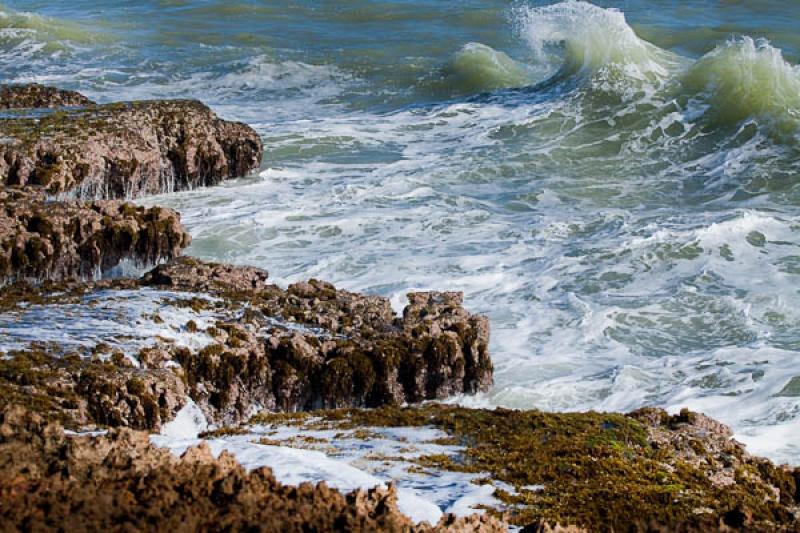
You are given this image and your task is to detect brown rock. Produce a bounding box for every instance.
[0,83,93,110]
[143,256,271,292]
[0,257,493,428]
[0,405,505,532]
[141,258,493,424]
[0,349,186,431]
[0,187,190,282]
[0,93,262,198]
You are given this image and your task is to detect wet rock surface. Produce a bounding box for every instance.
[0,257,493,427]
[2,84,796,532]
[147,258,492,422]
[252,405,800,532]
[0,83,94,110]
[0,88,262,197]
[0,349,186,431]
[0,187,190,282]
[0,405,503,532]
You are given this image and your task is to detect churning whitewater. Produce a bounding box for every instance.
[2,0,800,464]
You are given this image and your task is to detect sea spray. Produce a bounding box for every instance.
[683,36,800,138]
[513,0,680,84]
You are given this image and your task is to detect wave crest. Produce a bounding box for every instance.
[513,0,676,82]
[0,3,113,45]
[441,42,533,94]
[683,37,800,134]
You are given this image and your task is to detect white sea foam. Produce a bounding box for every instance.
[151,432,445,524]
[151,419,509,523]
[160,400,208,440]
[0,290,219,362]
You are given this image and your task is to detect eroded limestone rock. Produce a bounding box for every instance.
[252,405,800,532]
[0,90,262,197]
[0,257,493,427]
[0,83,93,110]
[143,258,493,423]
[0,405,504,532]
[0,187,190,282]
[0,349,186,431]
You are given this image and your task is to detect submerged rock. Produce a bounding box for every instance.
[0,405,504,532]
[0,187,190,282]
[0,89,263,197]
[0,83,94,110]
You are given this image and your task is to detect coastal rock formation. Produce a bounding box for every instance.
[0,405,504,532]
[253,405,800,532]
[0,187,190,282]
[0,83,94,110]
[142,258,493,422]
[0,87,263,198]
[0,257,493,427]
[0,349,186,431]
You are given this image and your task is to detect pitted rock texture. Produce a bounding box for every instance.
[0,83,94,110]
[0,349,186,431]
[0,92,263,198]
[0,187,190,282]
[0,257,492,428]
[141,257,493,423]
[0,406,504,532]
[263,405,800,532]
[142,255,271,292]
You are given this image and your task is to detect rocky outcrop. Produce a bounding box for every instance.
[0,187,190,282]
[0,405,504,532]
[0,90,263,198]
[0,349,186,431]
[0,83,94,110]
[141,258,493,423]
[254,405,800,532]
[0,257,492,428]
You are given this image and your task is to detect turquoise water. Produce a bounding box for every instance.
[3,0,800,463]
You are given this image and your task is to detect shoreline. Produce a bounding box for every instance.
[0,84,798,531]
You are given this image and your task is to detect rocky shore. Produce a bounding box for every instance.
[0,84,798,532]
[0,187,189,283]
[1,84,262,198]
[0,257,492,430]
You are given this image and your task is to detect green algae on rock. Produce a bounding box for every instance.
[142,258,493,420]
[0,187,190,283]
[250,405,800,532]
[0,86,263,198]
[0,257,493,428]
[0,83,94,110]
[0,405,504,532]
[0,348,186,431]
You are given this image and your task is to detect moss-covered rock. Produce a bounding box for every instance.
[0,83,93,110]
[0,187,190,282]
[0,405,504,532]
[0,87,262,198]
[141,258,493,422]
[251,405,800,532]
[1,257,492,426]
[0,349,186,431]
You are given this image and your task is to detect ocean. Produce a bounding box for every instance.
[2,0,799,464]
